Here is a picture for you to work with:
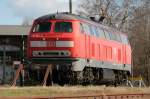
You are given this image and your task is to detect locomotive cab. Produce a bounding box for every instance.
[28,18,80,64]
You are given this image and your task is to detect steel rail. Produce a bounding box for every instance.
[0,93,150,99]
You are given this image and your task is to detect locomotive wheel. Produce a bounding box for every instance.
[83,68,94,84]
[57,71,70,86]
[57,71,64,86]
[93,69,103,84]
[121,71,130,86]
[68,71,83,85]
[68,71,77,85]
[114,71,129,86]
[115,71,124,86]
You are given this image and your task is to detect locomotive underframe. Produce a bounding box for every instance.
[28,57,131,85]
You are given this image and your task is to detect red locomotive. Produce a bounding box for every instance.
[27,13,131,85]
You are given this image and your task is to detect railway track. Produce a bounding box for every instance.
[0,93,150,99]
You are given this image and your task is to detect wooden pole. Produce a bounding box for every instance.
[42,64,53,86]
[11,64,23,87]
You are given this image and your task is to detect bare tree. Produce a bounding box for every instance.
[77,0,139,31]
[128,0,150,85]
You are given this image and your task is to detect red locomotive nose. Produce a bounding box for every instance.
[27,19,78,58]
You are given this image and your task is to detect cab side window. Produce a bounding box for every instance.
[109,32,117,41]
[83,23,91,35]
[121,35,129,44]
[104,30,111,40]
[116,34,122,42]
[98,28,106,39]
[80,23,84,33]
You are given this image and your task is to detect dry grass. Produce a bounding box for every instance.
[0,86,149,97]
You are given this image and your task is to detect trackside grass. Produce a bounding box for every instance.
[0,86,149,97]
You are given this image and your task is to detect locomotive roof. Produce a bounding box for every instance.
[35,13,127,36]
[35,13,108,30]
[35,12,89,22]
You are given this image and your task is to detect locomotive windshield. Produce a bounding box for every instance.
[55,22,72,33]
[33,22,51,32]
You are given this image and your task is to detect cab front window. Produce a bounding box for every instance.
[33,22,51,32]
[55,22,72,33]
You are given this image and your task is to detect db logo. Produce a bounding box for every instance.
[47,41,56,47]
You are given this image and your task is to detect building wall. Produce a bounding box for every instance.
[0,35,27,84]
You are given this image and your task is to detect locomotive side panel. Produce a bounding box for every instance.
[73,21,86,58]
[70,21,131,73]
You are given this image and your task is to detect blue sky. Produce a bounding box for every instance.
[0,0,139,25]
[0,0,78,25]
[0,0,22,25]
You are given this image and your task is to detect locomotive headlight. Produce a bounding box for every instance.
[32,50,71,57]
[56,41,74,47]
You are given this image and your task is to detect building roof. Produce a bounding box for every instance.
[0,25,31,35]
